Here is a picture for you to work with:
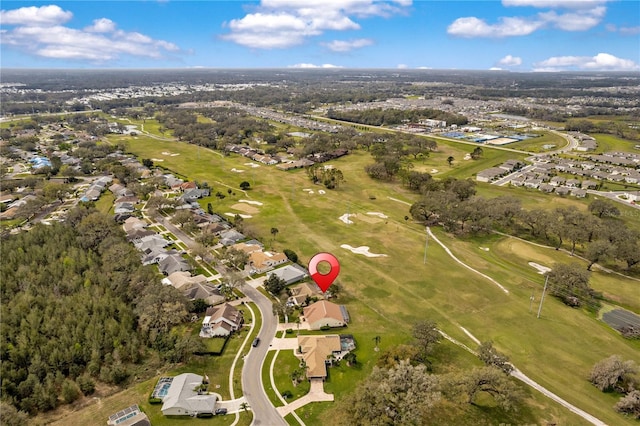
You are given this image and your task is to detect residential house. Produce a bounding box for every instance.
[581,180,598,189]
[159,254,191,276]
[549,176,566,187]
[107,404,150,426]
[134,234,170,253]
[200,303,243,338]
[555,187,570,196]
[123,217,147,234]
[159,373,217,417]
[303,300,349,330]
[114,202,135,215]
[523,178,542,189]
[565,179,581,188]
[183,283,225,305]
[269,264,309,286]
[297,335,342,380]
[475,167,505,183]
[163,271,208,290]
[248,250,288,274]
[287,281,322,306]
[219,229,245,246]
[231,241,263,255]
[625,191,640,203]
[180,188,210,202]
[571,189,587,198]
[539,183,555,193]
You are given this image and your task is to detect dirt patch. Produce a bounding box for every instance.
[231,203,259,214]
[356,213,382,224]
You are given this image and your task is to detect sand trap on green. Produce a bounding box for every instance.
[231,203,259,214]
[341,244,388,258]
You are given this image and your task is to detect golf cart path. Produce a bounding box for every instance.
[441,329,607,426]
[427,227,509,294]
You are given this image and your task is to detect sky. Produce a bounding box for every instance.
[1,0,639,71]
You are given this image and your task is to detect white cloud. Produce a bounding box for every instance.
[620,26,640,35]
[502,0,610,9]
[448,16,543,37]
[0,5,180,62]
[84,18,116,33]
[489,67,504,70]
[288,63,342,68]
[608,24,640,35]
[0,5,72,26]
[534,52,640,71]
[397,63,408,69]
[498,54,522,66]
[448,0,609,38]
[538,6,605,31]
[223,0,411,49]
[324,38,373,52]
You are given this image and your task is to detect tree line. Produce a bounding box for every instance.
[410,181,639,270]
[0,207,195,418]
[340,321,523,425]
[327,107,468,127]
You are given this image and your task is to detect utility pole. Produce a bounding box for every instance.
[423,226,429,264]
[537,275,549,319]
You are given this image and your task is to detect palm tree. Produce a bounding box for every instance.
[447,156,454,167]
[240,402,249,412]
[373,335,381,352]
[270,227,279,241]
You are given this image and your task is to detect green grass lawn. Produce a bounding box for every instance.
[593,133,640,153]
[94,192,115,214]
[261,351,285,407]
[272,349,310,403]
[117,135,640,425]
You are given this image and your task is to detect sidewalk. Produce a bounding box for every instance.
[275,379,334,417]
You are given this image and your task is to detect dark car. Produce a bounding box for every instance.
[252,337,260,347]
[215,408,228,415]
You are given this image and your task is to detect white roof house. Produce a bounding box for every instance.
[160,373,216,417]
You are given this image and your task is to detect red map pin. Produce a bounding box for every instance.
[308,252,340,294]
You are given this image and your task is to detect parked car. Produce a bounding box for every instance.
[215,408,228,415]
[252,337,260,347]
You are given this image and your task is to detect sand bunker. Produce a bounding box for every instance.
[231,203,259,214]
[341,244,388,258]
[239,199,263,206]
[430,169,439,174]
[161,151,180,157]
[367,212,388,219]
[479,247,490,252]
[231,168,245,173]
[318,190,326,195]
[244,163,260,168]
[225,212,252,219]
[463,154,471,160]
[529,262,551,274]
[151,158,164,162]
[339,214,356,224]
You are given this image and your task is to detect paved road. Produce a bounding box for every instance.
[240,283,286,426]
[587,189,640,210]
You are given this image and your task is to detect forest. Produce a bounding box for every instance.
[0,207,194,417]
[327,107,468,127]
